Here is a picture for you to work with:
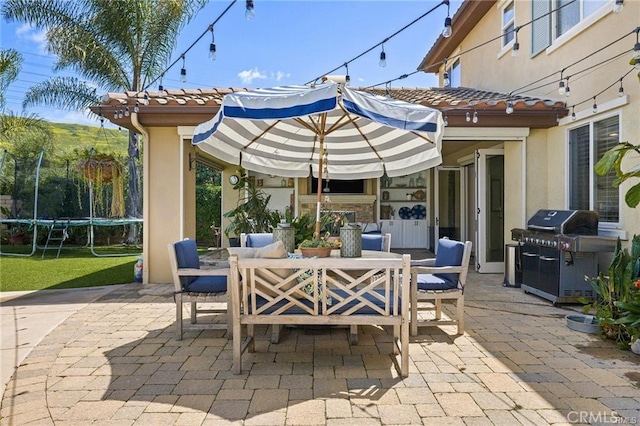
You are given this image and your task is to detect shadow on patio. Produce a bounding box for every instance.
[2,271,639,424]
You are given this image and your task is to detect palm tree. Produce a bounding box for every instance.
[1,0,207,242]
[0,48,22,110]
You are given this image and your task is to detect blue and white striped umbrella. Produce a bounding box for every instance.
[192,81,443,180]
[192,81,443,235]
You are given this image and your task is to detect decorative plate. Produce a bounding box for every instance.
[399,207,412,219]
[411,204,426,219]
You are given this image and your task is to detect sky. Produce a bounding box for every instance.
[1,0,461,129]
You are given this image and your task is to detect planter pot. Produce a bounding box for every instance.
[565,314,599,334]
[300,247,332,258]
[228,237,240,247]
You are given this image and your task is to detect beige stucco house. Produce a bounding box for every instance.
[93,0,638,285]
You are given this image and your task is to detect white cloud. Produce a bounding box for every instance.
[237,68,267,85]
[15,24,48,54]
[273,71,291,82]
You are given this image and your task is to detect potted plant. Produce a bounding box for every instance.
[298,232,341,258]
[581,234,640,349]
[224,169,279,246]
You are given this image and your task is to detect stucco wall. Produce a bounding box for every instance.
[447,0,639,243]
[145,126,189,284]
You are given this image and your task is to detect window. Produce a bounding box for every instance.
[502,1,515,47]
[445,58,461,88]
[568,115,620,223]
[531,0,608,54]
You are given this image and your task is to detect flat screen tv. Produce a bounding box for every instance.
[310,178,365,194]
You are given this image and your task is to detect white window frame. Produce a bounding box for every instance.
[501,1,516,48]
[565,111,622,228]
[447,58,461,88]
[531,0,611,56]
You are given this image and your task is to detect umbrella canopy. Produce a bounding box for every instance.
[192,81,444,236]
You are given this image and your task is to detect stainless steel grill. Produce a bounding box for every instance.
[511,210,617,305]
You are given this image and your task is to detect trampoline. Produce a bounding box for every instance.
[0,149,142,258]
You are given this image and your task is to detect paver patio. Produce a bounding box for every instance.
[1,271,639,425]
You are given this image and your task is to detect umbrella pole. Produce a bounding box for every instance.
[315,130,326,239]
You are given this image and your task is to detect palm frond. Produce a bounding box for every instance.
[22,77,99,112]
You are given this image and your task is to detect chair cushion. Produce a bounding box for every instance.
[415,273,458,291]
[246,233,274,248]
[174,239,200,286]
[434,238,465,284]
[227,247,256,258]
[184,274,227,293]
[362,234,383,251]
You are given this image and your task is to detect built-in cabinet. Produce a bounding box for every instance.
[249,172,295,215]
[379,171,429,249]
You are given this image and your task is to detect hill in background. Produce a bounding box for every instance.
[51,123,128,153]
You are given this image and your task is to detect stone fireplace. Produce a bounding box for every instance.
[298,195,377,223]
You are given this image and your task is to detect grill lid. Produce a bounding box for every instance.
[526,210,599,235]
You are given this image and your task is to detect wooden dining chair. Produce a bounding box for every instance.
[410,238,472,336]
[167,238,230,339]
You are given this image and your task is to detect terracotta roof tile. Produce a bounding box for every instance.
[363,86,566,112]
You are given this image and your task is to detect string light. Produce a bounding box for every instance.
[613,0,624,13]
[134,101,139,113]
[344,63,350,84]
[140,0,236,93]
[443,72,450,87]
[442,0,452,38]
[113,110,117,119]
[571,106,576,120]
[306,1,446,85]
[505,100,514,114]
[512,27,520,58]
[245,0,255,20]
[180,55,187,83]
[124,106,130,117]
[379,43,386,67]
[465,111,470,122]
[564,77,571,97]
[592,97,598,113]
[209,26,217,61]
[443,115,448,126]
[118,109,123,119]
[472,111,478,124]
[558,71,565,95]
[618,79,624,97]
[158,74,164,92]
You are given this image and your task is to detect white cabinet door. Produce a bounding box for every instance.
[380,220,403,248]
[402,220,428,248]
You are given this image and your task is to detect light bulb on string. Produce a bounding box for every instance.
[143,92,149,106]
[564,78,571,97]
[442,0,452,38]
[558,71,565,95]
[344,63,350,85]
[134,101,139,113]
[571,106,576,121]
[443,115,448,127]
[118,109,123,119]
[245,0,255,20]
[113,109,117,120]
[209,27,216,61]
[512,28,520,58]
[613,0,624,13]
[506,101,514,114]
[442,17,452,38]
[465,111,470,122]
[379,47,386,68]
[618,79,624,97]
[443,72,450,87]
[180,55,187,83]
[472,111,478,124]
[158,74,164,92]
[124,106,130,117]
[592,97,598,113]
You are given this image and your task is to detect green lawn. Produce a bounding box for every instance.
[0,245,140,291]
